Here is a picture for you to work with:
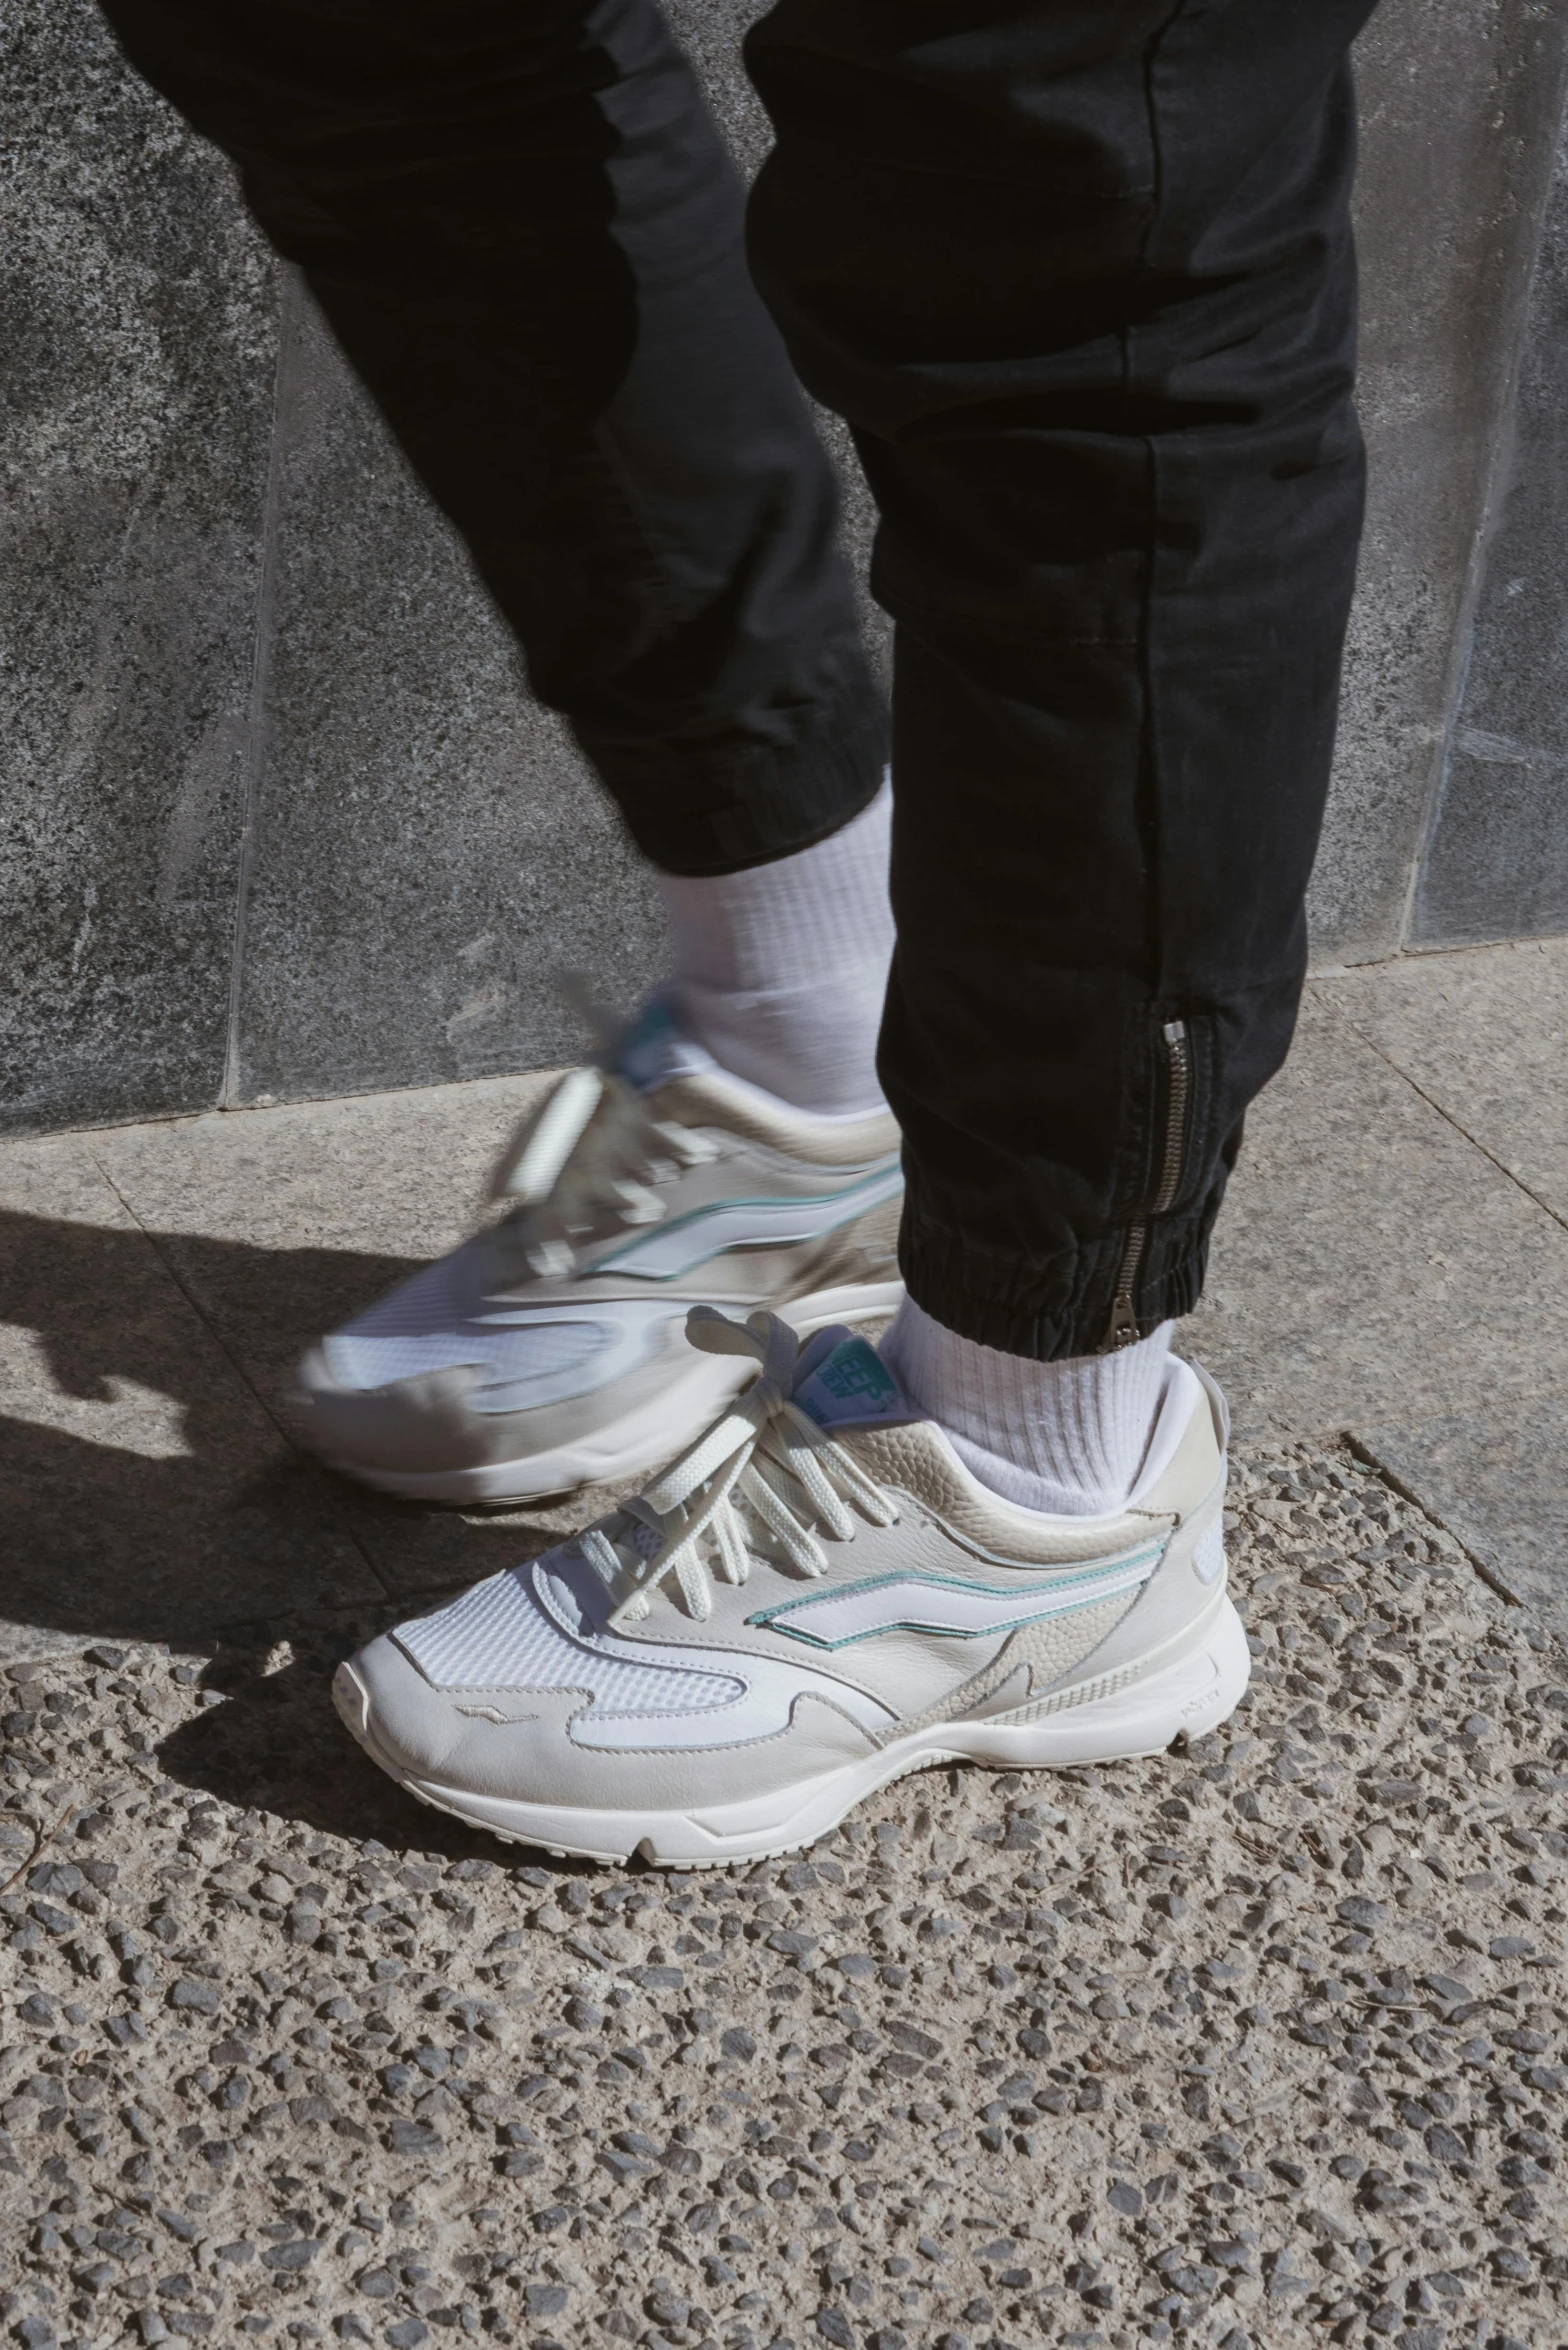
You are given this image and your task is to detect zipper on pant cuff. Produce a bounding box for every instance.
[1099,1017,1190,1352]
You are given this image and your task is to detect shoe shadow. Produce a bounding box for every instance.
[152,1636,609,1884]
[3,1201,622,1860]
[154,1639,536,1866]
[0,1204,585,1653]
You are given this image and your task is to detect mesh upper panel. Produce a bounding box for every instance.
[323,1244,607,1394]
[395,1560,745,1713]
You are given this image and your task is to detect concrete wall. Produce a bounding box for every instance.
[1318,0,1568,961]
[1413,32,1568,945]
[5,0,1568,1137]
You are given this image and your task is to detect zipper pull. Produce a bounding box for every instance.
[1099,1218,1146,1352]
[1101,1295,1142,1350]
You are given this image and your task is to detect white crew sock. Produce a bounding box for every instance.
[880,1298,1174,1517]
[657,782,893,1117]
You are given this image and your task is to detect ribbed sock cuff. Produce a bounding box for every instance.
[658,781,893,1115]
[881,1296,1173,1516]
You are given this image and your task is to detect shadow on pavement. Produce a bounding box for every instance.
[155,1630,597,1878]
[0,1206,561,1649]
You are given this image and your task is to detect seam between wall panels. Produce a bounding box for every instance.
[1398,16,1568,955]
[221,262,302,1107]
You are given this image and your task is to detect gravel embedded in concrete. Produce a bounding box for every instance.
[2,1437,1567,2350]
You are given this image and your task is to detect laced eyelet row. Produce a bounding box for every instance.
[574,1310,899,1627]
[496,1069,726,1280]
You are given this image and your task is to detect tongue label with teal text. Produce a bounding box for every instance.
[617,993,703,1093]
[792,1336,918,1431]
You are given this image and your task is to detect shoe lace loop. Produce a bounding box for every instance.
[576,1308,898,1629]
[486,1064,717,1273]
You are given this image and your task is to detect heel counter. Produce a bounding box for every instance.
[1046,1465,1229,1694]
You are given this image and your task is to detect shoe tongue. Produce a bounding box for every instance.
[790,1329,922,1431]
[614,992,713,1094]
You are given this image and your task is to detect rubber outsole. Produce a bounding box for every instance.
[319,1278,905,1507]
[332,1589,1250,1868]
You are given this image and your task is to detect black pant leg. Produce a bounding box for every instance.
[98,0,886,875]
[746,0,1374,1356]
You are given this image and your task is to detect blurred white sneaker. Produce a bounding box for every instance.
[293,1002,903,1504]
[332,1309,1247,1865]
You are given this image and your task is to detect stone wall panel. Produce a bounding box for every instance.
[1414,101,1568,943]
[0,0,275,1133]
[228,283,666,1107]
[4,0,1567,1136]
[1311,0,1568,961]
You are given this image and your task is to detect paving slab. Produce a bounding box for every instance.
[8,929,1564,1648]
[85,1075,558,1402]
[1314,935,1568,1227]
[1185,980,1568,1626]
[1,1436,1564,2347]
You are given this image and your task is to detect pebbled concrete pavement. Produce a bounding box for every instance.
[2,937,1565,2350]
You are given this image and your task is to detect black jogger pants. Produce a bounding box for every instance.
[99,0,1375,1359]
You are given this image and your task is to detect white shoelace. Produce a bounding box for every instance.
[574,1310,899,1629]
[486,1064,719,1278]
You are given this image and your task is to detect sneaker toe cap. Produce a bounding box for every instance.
[335,1631,486,1783]
[335,1630,590,1800]
[294,1346,489,1473]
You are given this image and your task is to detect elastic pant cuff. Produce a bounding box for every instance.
[588,683,890,878]
[898,1212,1213,1364]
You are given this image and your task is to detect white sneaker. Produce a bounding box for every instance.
[293,1002,903,1504]
[332,1310,1248,1865]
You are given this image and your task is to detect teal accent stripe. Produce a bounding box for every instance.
[748,1546,1164,1651]
[585,1158,902,1280]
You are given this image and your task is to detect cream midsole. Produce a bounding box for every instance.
[333,1586,1249,1866]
